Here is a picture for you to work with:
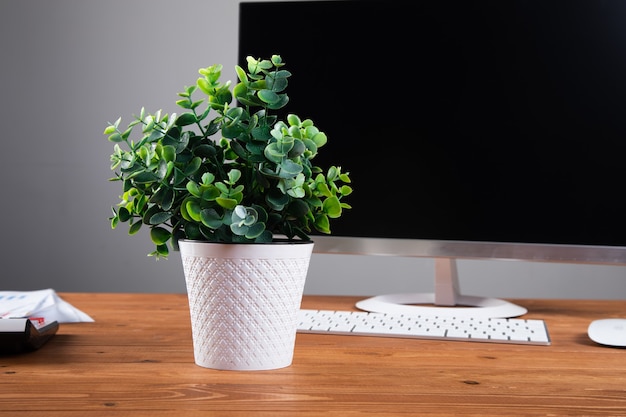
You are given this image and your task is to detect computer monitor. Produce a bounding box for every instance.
[238,0,626,318]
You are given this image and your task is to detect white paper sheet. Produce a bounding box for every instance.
[0,289,94,323]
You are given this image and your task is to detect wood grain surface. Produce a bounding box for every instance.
[1,293,625,416]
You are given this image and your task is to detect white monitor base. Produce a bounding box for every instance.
[355,293,528,319]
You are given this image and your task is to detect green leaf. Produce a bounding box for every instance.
[229,140,248,159]
[184,222,203,240]
[193,144,216,158]
[264,142,286,163]
[142,204,160,224]
[322,195,342,218]
[316,181,332,198]
[245,222,265,239]
[287,114,301,126]
[212,85,233,107]
[266,191,289,211]
[228,169,242,183]
[161,188,175,211]
[118,207,131,222]
[235,96,261,107]
[156,159,168,180]
[287,139,306,158]
[201,186,220,201]
[155,244,169,257]
[175,113,197,126]
[186,181,202,198]
[222,123,245,139]
[185,199,202,222]
[134,194,148,214]
[149,211,172,225]
[190,99,203,110]
[230,221,248,236]
[128,220,142,235]
[216,197,238,210]
[131,171,159,184]
[214,182,229,194]
[183,157,202,176]
[288,199,310,218]
[254,230,273,243]
[108,133,123,143]
[278,159,303,177]
[266,94,289,110]
[150,227,171,245]
[268,76,288,93]
[258,89,280,105]
[161,145,176,162]
[175,99,192,109]
[311,131,328,148]
[235,65,248,84]
[200,208,223,229]
[251,124,272,141]
[314,213,330,234]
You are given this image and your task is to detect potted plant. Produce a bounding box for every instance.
[103,55,352,370]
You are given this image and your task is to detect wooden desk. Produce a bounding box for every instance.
[1,294,625,416]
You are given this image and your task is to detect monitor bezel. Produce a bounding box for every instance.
[311,235,626,266]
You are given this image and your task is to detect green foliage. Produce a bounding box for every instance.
[105,55,352,259]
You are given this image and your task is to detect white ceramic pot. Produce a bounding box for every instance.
[178,239,314,371]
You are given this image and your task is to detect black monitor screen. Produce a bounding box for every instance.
[239,0,626,247]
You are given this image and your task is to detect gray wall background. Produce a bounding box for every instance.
[1,0,625,300]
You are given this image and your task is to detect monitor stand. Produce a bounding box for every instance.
[355,257,528,318]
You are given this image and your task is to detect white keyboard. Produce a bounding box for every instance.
[297,309,551,345]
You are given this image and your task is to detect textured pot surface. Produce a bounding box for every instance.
[179,240,314,371]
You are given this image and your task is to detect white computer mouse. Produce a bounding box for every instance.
[587,318,626,347]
